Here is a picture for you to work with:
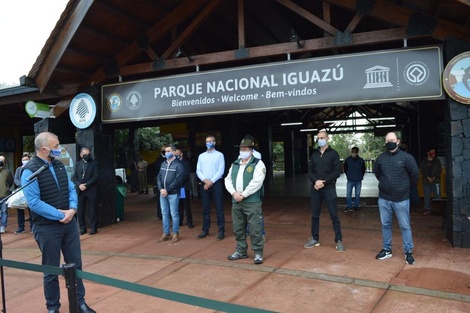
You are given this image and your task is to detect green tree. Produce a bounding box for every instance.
[328,133,360,159]
[360,133,385,159]
[115,127,177,152]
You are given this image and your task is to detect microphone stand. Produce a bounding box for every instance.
[0,177,38,313]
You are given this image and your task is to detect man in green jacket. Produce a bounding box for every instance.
[225,138,266,264]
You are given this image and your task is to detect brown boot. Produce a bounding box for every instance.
[157,234,170,243]
[171,233,179,243]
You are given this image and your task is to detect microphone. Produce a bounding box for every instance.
[27,164,49,181]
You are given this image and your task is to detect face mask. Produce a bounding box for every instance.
[0,160,4,168]
[176,155,182,160]
[386,142,397,151]
[206,142,215,149]
[239,151,251,160]
[318,139,327,147]
[82,154,91,162]
[45,147,61,159]
[165,152,173,159]
[428,152,435,158]
[22,160,29,166]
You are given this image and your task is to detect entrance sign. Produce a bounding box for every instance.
[443,51,470,105]
[102,46,443,123]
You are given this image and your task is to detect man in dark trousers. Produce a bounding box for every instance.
[72,147,100,235]
[175,149,193,228]
[22,132,95,313]
[343,146,366,212]
[304,130,345,252]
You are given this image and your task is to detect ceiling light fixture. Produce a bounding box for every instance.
[300,128,318,132]
[281,122,303,126]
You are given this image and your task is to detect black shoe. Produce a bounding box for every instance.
[187,222,194,229]
[48,310,59,313]
[79,303,96,313]
[89,229,98,235]
[353,207,359,212]
[344,207,351,213]
[80,228,87,235]
[138,191,144,194]
[197,231,208,239]
[217,232,225,241]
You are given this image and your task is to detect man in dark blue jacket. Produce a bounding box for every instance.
[343,147,366,212]
[374,132,419,265]
[156,145,184,243]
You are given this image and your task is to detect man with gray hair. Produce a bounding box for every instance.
[21,132,95,313]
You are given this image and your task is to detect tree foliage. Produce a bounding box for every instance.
[115,127,177,152]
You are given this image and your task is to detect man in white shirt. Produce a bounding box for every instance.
[196,135,226,240]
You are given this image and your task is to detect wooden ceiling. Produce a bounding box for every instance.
[1,0,470,132]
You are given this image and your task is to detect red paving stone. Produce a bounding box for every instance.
[1,179,470,312]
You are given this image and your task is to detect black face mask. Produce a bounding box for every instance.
[386,142,397,151]
[82,154,91,162]
[0,160,4,167]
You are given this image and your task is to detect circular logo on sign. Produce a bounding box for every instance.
[69,93,97,129]
[107,93,122,112]
[443,51,470,105]
[403,61,429,86]
[126,91,142,111]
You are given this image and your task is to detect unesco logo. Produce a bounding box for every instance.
[403,61,429,86]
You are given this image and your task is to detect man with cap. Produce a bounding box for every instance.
[225,138,266,264]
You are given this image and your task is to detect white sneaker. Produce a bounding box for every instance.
[0,226,5,234]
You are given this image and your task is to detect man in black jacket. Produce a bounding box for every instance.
[175,149,193,228]
[72,147,100,235]
[374,132,419,265]
[156,145,184,243]
[304,130,345,252]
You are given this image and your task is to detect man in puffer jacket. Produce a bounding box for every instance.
[156,145,184,243]
[374,132,419,265]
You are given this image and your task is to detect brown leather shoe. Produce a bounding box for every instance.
[156,234,170,243]
[172,233,179,243]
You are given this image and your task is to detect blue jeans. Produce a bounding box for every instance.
[378,198,414,253]
[160,193,180,234]
[33,220,86,310]
[346,180,362,208]
[0,199,7,227]
[200,180,225,233]
[423,183,441,210]
[310,186,342,243]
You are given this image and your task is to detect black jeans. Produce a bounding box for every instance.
[310,186,342,243]
[178,187,193,224]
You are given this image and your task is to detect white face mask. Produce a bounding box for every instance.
[22,160,29,166]
[239,151,251,160]
[318,139,327,147]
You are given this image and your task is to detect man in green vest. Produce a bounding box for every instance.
[225,138,266,264]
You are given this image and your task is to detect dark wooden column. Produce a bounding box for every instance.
[284,130,294,178]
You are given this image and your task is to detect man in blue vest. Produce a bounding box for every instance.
[343,147,366,212]
[225,138,266,264]
[21,132,95,313]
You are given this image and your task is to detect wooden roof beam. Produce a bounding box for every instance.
[238,0,245,48]
[120,27,412,76]
[35,0,93,92]
[160,0,221,60]
[80,0,210,88]
[275,0,338,36]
